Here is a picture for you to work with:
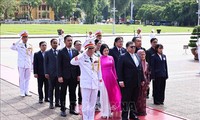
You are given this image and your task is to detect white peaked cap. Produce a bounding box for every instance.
[83,37,95,49]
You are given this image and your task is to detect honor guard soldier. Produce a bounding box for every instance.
[71,37,102,120]
[10,31,33,97]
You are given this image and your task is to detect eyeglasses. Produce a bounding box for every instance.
[130,46,136,48]
[41,45,47,46]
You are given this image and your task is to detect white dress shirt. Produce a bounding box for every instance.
[129,53,139,67]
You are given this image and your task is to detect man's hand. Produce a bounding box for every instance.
[75,56,78,61]
[77,76,80,81]
[34,74,38,78]
[58,77,63,83]
[119,81,125,88]
[45,74,49,79]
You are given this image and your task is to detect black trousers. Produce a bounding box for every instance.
[153,77,166,103]
[78,81,82,105]
[37,75,49,100]
[49,76,60,105]
[121,86,139,120]
[60,78,77,112]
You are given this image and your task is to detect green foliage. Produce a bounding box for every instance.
[163,0,197,26]
[0,0,18,20]
[136,4,164,22]
[188,42,197,47]
[80,0,98,24]
[46,0,77,20]
[188,26,200,47]
[110,0,131,16]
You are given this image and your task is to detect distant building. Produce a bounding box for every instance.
[16,0,54,20]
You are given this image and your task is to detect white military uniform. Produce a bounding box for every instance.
[71,51,102,120]
[58,35,65,49]
[10,37,33,96]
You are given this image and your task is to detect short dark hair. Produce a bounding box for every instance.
[64,35,72,42]
[95,39,100,45]
[50,38,57,44]
[126,41,133,48]
[150,38,158,43]
[114,37,123,46]
[39,41,46,46]
[155,44,164,52]
[100,44,109,55]
[74,40,81,46]
[132,37,139,42]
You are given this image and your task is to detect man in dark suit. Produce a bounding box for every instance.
[58,35,80,117]
[132,37,146,53]
[151,44,168,105]
[44,39,60,109]
[146,38,158,98]
[33,41,49,103]
[117,41,144,120]
[109,37,126,69]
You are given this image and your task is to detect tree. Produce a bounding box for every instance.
[163,0,197,26]
[80,0,98,24]
[136,4,164,24]
[96,0,109,22]
[20,0,42,20]
[0,0,18,20]
[110,0,131,16]
[46,0,77,20]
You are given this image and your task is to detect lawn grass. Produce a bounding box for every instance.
[0,24,193,35]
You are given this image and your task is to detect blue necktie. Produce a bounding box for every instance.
[68,49,72,59]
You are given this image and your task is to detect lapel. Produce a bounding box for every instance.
[114,46,120,56]
[156,53,162,61]
[38,51,44,61]
[64,47,73,59]
[121,47,126,53]
[49,49,57,60]
[71,48,76,58]
[126,52,136,67]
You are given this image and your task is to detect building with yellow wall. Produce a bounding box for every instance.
[16,0,55,20]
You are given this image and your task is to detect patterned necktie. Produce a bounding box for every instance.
[119,48,122,54]
[53,49,57,57]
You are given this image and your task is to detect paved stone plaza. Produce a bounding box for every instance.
[1,34,200,120]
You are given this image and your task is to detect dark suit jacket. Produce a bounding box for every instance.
[33,51,45,76]
[117,52,144,88]
[57,47,80,80]
[109,46,126,68]
[151,53,168,79]
[146,47,156,65]
[44,49,58,78]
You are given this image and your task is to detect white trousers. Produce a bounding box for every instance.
[100,81,111,117]
[18,67,31,95]
[81,88,98,120]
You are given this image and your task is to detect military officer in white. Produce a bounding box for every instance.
[10,31,33,97]
[71,38,102,120]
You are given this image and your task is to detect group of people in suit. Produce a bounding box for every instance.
[11,30,168,120]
